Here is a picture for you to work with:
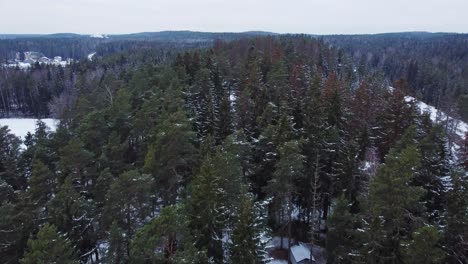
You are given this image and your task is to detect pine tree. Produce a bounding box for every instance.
[29,159,54,207]
[104,170,153,258]
[403,226,444,264]
[144,108,197,205]
[108,221,126,264]
[130,204,198,263]
[48,176,96,260]
[21,223,76,264]
[58,137,95,193]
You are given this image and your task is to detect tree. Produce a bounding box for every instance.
[21,223,76,264]
[444,169,468,263]
[104,170,153,258]
[416,125,451,223]
[365,144,425,263]
[265,140,304,250]
[229,193,267,264]
[188,154,225,263]
[375,80,415,161]
[48,176,96,260]
[403,226,444,264]
[130,204,200,264]
[144,109,197,206]
[29,159,54,207]
[326,195,358,264]
[58,137,95,194]
[0,126,23,190]
[107,221,126,264]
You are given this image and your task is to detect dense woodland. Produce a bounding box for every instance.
[0,35,467,264]
[324,32,468,121]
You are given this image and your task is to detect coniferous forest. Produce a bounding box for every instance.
[0,34,467,264]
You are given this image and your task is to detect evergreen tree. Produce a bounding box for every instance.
[444,169,468,263]
[21,223,76,264]
[107,221,126,264]
[144,108,197,205]
[265,140,304,250]
[58,137,95,194]
[403,226,444,264]
[365,144,425,263]
[0,126,23,190]
[29,159,54,207]
[189,154,224,263]
[48,176,96,260]
[416,125,451,223]
[229,193,267,264]
[104,170,153,258]
[130,204,201,263]
[326,195,358,264]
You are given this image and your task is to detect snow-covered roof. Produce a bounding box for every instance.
[290,243,315,262]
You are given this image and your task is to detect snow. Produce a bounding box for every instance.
[229,94,236,102]
[268,260,288,264]
[266,236,295,249]
[90,34,108,39]
[3,59,72,69]
[405,96,468,138]
[361,161,371,170]
[18,62,32,69]
[0,118,58,140]
[291,243,314,262]
[88,52,96,61]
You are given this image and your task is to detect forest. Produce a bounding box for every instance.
[0,35,467,264]
[323,32,468,121]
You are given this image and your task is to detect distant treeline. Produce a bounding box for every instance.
[323,32,468,121]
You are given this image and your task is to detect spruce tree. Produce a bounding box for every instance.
[229,193,267,264]
[365,144,425,263]
[265,140,304,250]
[326,195,358,264]
[189,154,224,263]
[444,169,468,263]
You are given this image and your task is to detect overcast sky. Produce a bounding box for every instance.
[0,0,466,34]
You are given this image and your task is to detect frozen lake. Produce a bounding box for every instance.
[0,118,58,139]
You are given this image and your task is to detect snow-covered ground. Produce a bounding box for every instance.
[88,52,97,61]
[268,260,288,264]
[0,118,58,139]
[405,96,467,138]
[90,34,108,39]
[2,59,71,69]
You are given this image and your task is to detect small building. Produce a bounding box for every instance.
[290,242,315,264]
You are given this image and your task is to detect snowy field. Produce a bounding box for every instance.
[0,118,58,139]
[405,96,468,138]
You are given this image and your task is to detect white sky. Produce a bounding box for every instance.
[0,0,466,34]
